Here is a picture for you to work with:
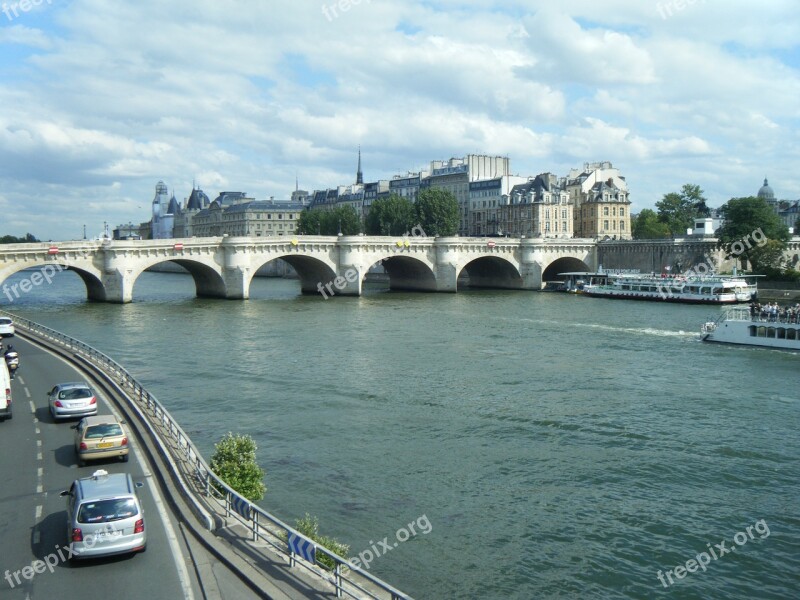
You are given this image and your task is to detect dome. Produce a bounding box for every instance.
[757,177,775,200]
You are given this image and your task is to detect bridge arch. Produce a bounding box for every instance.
[542,257,591,283]
[249,255,337,295]
[129,258,227,299]
[457,256,522,290]
[0,262,107,302]
[365,255,437,292]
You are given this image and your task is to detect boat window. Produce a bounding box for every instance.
[777,328,787,340]
[767,328,776,338]
[757,327,767,337]
[788,329,797,341]
[749,326,757,337]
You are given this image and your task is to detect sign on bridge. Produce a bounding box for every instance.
[288,532,316,564]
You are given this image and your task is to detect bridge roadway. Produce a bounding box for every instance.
[0,336,277,600]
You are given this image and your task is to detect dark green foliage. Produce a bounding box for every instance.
[296,206,362,235]
[365,194,416,235]
[209,432,266,502]
[414,188,459,236]
[632,209,671,239]
[0,233,39,244]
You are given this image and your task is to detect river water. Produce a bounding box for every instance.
[3,269,799,599]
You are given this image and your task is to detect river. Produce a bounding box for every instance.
[3,269,798,599]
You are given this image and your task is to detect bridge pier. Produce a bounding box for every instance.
[101,269,134,303]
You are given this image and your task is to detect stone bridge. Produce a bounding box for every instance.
[0,236,598,303]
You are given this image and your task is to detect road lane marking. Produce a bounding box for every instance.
[33,531,40,545]
[38,467,43,477]
[36,485,43,493]
[24,387,31,398]
[35,426,40,434]
[133,443,195,600]
[37,452,42,461]
[17,376,25,385]
[35,505,42,519]
[29,401,35,413]
[37,440,42,447]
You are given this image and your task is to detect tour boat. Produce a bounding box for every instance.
[701,307,800,349]
[581,273,757,304]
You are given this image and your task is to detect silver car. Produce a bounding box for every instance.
[59,469,147,559]
[48,382,97,420]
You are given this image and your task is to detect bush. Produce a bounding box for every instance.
[209,432,266,502]
[293,513,349,571]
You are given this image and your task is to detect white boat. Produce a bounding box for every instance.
[701,307,800,349]
[582,273,758,304]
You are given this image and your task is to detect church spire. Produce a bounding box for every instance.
[356,146,363,185]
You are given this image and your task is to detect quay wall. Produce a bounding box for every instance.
[597,237,800,274]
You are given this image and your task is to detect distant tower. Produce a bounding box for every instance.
[356,146,363,185]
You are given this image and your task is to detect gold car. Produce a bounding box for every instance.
[74,416,129,467]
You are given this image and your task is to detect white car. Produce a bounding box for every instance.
[0,317,14,338]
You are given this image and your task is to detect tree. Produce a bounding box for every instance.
[632,209,671,239]
[415,188,459,237]
[716,196,790,270]
[209,432,266,502]
[296,209,324,235]
[295,206,362,235]
[365,194,415,235]
[0,233,40,244]
[293,513,349,571]
[656,184,708,236]
[329,205,362,235]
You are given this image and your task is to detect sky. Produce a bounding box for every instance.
[0,0,798,241]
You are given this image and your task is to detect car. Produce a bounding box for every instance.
[48,382,98,420]
[0,360,11,421]
[0,317,14,338]
[59,469,146,559]
[74,415,129,466]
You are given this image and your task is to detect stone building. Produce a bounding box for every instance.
[500,173,573,238]
[567,162,631,239]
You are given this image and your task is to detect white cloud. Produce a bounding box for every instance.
[0,0,797,239]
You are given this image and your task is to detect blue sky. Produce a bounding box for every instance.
[0,0,798,240]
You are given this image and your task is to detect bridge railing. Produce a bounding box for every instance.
[1,309,412,600]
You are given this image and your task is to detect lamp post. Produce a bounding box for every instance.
[338,218,342,236]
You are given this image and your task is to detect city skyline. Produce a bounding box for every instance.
[0,1,798,240]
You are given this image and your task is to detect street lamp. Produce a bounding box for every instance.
[338,218,342,236]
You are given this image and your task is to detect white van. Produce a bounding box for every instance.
[0,359,11,420]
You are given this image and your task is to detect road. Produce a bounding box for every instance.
[0,336,200,600]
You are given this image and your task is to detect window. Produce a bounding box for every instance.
[612,207,617,216]
[562,221,568,232]
[603,207,609,216]
[604,220,609,230]
[620,208,625,216]
[620,221,625,231]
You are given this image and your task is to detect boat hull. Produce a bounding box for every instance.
[702,319,800,349]
[583,288,744,304]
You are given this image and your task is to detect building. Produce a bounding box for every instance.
[566,162,631,239]
[191,195,307,237]
[500,173,573,238]
[388,171,428,205]
[151,181,179,239]
[757,177,778,214]
[174,186,211,238]
[468,175,527,236]
[424,155,510,236]
[362,180,390,219]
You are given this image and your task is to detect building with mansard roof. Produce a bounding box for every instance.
[499,173,573,238]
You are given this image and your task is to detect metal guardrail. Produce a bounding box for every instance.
[1,309,412,600]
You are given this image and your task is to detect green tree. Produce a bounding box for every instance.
[296,209,324,235]
[209,433,266,502]
[365,194,415,235]
[0,233,40,244]
[656,184,708,236]
[328,205,362,235]
[747,239,787,273]
[415,188,459,237]
[716,196,790,270]
[293,513,349,571]
[632,209,671,239]
[295,206,362,235]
